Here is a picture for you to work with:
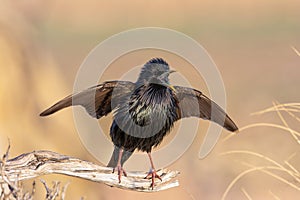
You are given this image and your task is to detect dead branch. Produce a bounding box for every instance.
[0,150,179,192]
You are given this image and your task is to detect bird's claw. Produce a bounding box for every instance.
[144,168,162,189]
[112,165,127,183]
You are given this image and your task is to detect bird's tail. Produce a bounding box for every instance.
[107,146,133,167]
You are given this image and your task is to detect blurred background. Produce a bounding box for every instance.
[0,0,300,199]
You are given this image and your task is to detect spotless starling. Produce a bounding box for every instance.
[40,58,238,189]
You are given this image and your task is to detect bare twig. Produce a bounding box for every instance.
[60,182,70,200]
[41,179,61,200]
[0,150,179,193]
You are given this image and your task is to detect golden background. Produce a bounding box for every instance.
[0,0,300,199]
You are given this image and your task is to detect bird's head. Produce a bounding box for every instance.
[136,58,176,91]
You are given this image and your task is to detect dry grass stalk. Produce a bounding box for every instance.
[241,187,252,200]
[269,190,281,200]
[221,101,300,199]
[291,46,300,57]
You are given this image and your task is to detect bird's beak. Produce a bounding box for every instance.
[159,70,177,92]
[169,70,176,92]
[161,82,176,92]
[169,84,176,92]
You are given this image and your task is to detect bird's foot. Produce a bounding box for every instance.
[112,165,127,183]
[144,168,162,189]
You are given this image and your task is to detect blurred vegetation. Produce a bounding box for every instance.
[0,0,300,199]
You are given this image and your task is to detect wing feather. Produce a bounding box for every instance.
[174,86,238,132]
[40,81,135,118]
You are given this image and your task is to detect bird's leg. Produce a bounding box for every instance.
[112,148,127,183]
[144,152,162,189]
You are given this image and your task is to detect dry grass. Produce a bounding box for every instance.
[269,190,281,200]
[0,144,71,200]
[221,101,300,200]
[223,41,300,200]
[291,46,300,57]
[223,102,300,143]
[241,187,252,200]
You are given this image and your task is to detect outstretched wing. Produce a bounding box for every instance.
[40,81,135,119]
[174,86,238,132]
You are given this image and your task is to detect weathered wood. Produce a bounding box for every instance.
[0,150,179,192]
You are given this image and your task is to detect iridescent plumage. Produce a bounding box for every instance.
[40,58,238,188]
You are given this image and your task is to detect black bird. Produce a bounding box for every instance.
[40,58,238,188]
